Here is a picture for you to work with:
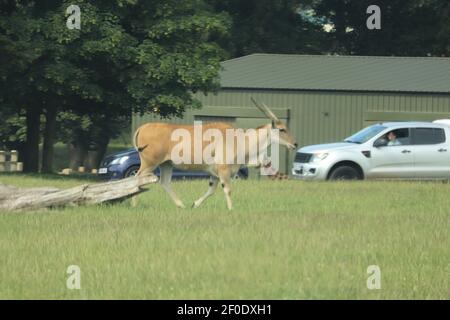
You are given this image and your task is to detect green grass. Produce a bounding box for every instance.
[0,174,449,299]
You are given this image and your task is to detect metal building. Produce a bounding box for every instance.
[133,54,450,175]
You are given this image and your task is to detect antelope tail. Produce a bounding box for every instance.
[133,129,148,153]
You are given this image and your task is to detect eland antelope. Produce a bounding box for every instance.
[132,98,297,210]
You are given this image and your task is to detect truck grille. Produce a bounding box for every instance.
[295,152,312,163]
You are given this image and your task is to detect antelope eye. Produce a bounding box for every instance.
[279,128,286,132]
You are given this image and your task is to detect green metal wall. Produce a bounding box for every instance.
[133,89,450,175]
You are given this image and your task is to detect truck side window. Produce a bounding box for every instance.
[412,128,445,145]
[386,128,411,146]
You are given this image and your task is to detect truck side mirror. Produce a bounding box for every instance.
[374,138,388,148]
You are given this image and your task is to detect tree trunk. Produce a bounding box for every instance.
[84,136,109,172]
[41,104,57,173]
[69,135,87,171]
[24,106,41,172]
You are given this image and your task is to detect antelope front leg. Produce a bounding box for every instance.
[219,172,233,211]
[192,176,219,208]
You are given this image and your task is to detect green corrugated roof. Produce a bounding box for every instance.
[220,54,450,93]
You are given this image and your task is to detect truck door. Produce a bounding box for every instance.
[411,127,450,178]
[368,128,416,179]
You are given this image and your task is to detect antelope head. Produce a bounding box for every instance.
[251,97,298,150]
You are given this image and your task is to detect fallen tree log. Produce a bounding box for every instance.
[0,174,158,211]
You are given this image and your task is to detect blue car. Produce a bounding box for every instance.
[98,148,249,180]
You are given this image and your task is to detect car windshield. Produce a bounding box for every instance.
[344,124,387,144]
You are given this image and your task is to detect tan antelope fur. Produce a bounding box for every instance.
[132,98,297,210]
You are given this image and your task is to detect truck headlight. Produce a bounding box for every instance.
[311,152,329,162]
[111,155,129,165]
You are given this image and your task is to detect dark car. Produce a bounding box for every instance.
[98,148,248,180]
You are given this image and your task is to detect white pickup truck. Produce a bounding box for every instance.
[292,120,450,180]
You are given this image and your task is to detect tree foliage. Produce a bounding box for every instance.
[210,0,328,57]
[0,0,230,171]
[312,0,450,56]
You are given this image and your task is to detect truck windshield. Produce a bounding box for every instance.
[344,125,387,144]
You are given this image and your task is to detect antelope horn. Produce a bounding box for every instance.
[251,97,279,121]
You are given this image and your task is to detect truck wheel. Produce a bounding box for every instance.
[328,166,362,180]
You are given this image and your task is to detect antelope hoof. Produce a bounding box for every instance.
[192,201,201,209]
[176,202,186,209]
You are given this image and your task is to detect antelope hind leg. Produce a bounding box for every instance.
[130,166,158,207]
[159,162,186,209]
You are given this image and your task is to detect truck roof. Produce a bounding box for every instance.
[379,121,450,129]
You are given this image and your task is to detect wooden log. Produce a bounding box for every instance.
[61,168,72,175]
[10,150,18,162]
[0,174,158,211]
[0,184,60,202]
[9,162,17,172]
[0,150,21,172]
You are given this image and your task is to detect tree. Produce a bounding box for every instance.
[0,0,230,172]
[55,110,128,172]
[0,106,27,152]
[312,0,450,56]
[210,0,327,57]
[433,0,450,56]
[0,0,46,171]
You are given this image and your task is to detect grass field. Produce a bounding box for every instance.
[0,173,449,299]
